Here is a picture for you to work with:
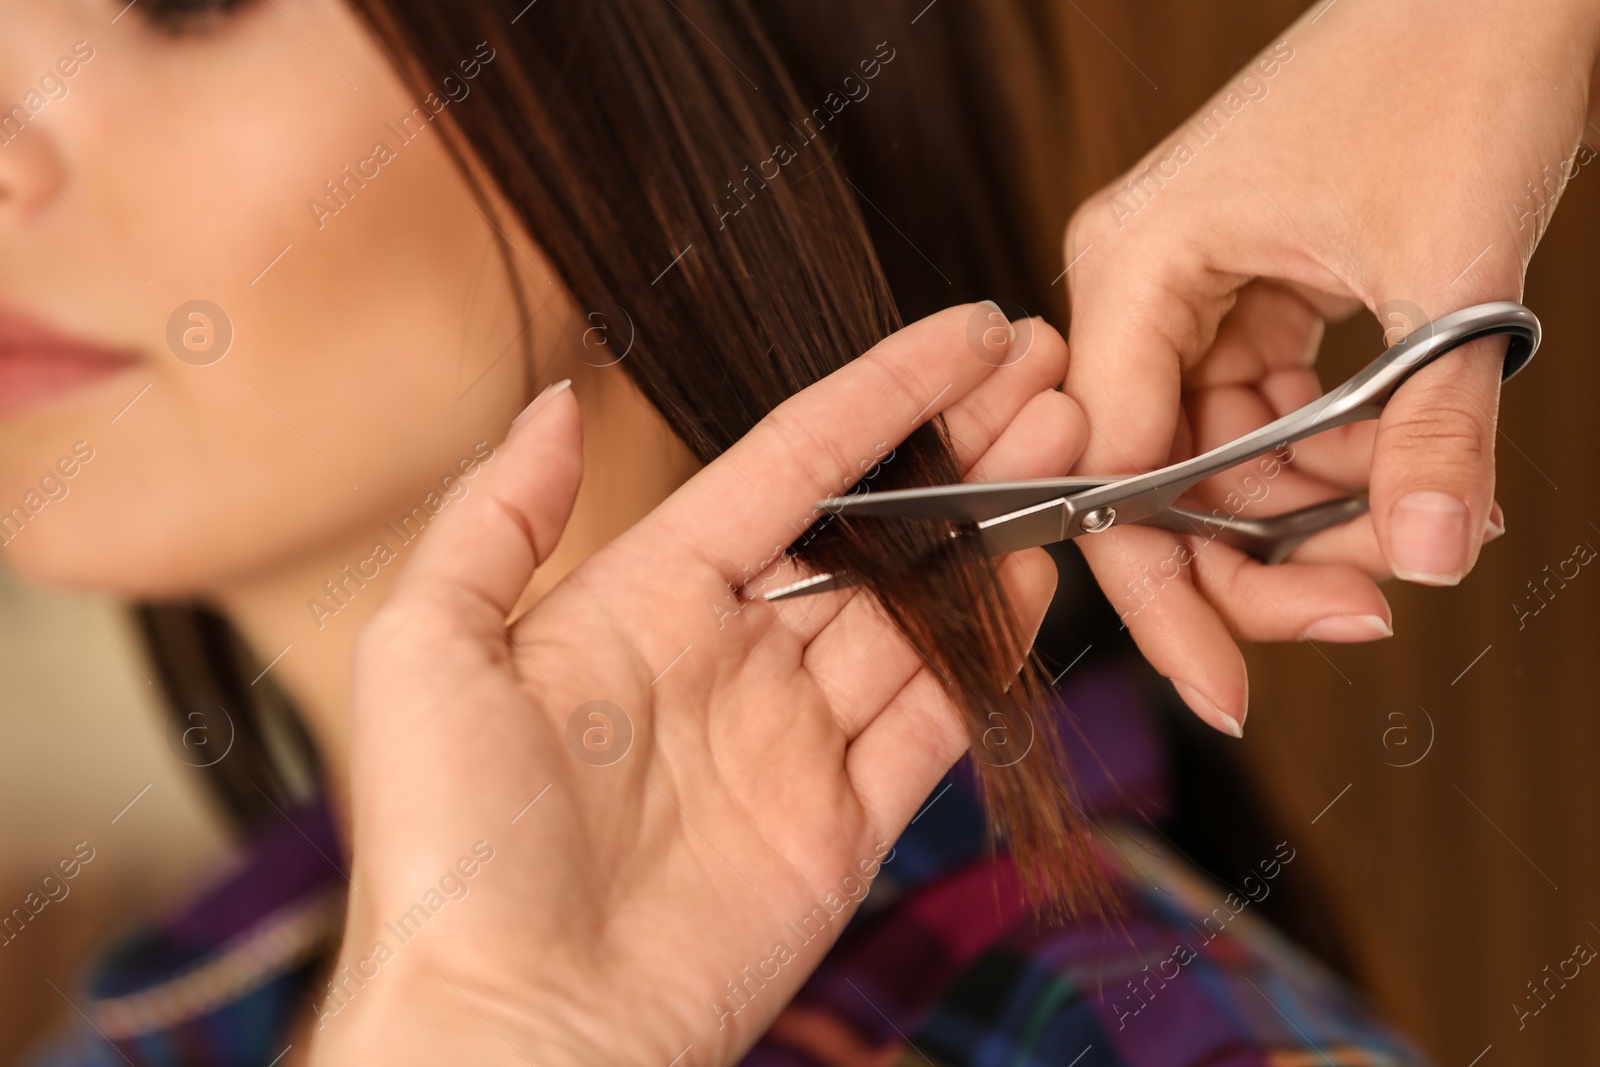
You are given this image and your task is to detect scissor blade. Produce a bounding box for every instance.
[763,496,1074,602]
[761,571,854,601]
[974,496,1073,555]
[817,476,1111,524]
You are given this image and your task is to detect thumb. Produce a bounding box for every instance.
[395,379,584,622]
[1369,315,1506,586]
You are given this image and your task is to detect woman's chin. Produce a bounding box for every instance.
[0,532,213,602]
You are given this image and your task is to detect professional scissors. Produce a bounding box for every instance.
[763,301,1540,601]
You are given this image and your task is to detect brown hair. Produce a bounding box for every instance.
[140,0,1104,915]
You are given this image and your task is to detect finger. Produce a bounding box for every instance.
[1066,249,1237,474]
[1185,539,1392,643]
[1279,513,1391,577]
[753,319,1074,640]
[845,547,1058,831]
[808,545,1058,740]
[1285,418,1376,491]
[788,389,1085,706]
[767,387,1085,645]
[1185,377,1376,491]
[1063,228,1251,732]
[393,381,583,624]
[964,389,1088,485]
[650,304,1010,584]
[1181,280,1324,388]
[1369,336,1506,585]
[1062,252,1260,735]
[941,318,1069,470]
[1287,499,1505,573]
[1181,384,1368,512]
[1082,520,1249,735]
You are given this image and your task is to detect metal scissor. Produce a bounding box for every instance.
[764,301,1541,601]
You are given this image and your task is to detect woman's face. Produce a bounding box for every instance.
[0,0,557,596]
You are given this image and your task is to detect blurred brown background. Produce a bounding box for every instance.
[3,1,1597,1063]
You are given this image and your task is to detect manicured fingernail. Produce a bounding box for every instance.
[1172,679,1244,738]
[1303,614,1393,642]
[1389,490,1471,585]
[512,378,572,428]
[980,300,1016,342]
[1484,501,1505,542]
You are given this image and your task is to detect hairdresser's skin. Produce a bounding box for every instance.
[0,2,1087,1063]
[1062,0,1600,736]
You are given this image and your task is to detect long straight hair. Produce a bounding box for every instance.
[139,0,1103,915]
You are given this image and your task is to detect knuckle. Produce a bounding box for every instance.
[871,335,950,413]
[1065,197,1117,249]
[878,303,995,383]
[760,405,861,493]
[909,302,980,351]
[1379,401,1495,464]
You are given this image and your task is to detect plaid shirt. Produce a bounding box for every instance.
[25,665,1426,1067]
[743,668,1424,1067]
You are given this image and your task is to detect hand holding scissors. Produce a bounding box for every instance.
[766,302,1539,730]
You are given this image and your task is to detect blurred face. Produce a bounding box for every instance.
[0,0,565,595]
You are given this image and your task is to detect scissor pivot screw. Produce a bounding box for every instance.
[1080,507,1116,533]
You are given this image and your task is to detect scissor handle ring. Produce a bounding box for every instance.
[1384,300,1541,384]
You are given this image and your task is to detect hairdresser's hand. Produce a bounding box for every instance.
[307,306,1086,1067]
[1061,0,1600,735]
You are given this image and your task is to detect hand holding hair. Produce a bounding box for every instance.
[308,306,1088,1067]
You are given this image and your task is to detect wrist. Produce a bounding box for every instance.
[303,926,597,1067]
[304,936,709,1067]
[306,975,598,1067]
[1425,0,1600,98]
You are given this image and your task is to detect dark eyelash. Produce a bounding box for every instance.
[133,0,257,34]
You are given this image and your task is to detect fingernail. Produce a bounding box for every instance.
[1484,501,1506,542]
[1172,679,1244,738]
[512,378,572,428]
[980,299,1016,343]
[1389,490,1471,585]
[1303,614,1393,642]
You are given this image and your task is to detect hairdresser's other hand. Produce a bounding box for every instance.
[1061,0,1600,735]
[307,307,1086,1067]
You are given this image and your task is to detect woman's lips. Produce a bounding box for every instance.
[0,307,140,418]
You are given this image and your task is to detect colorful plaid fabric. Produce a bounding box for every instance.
[743,665,1426,1067]
[22,805,345,1067]
[747,829,1423,1067]
[23,665,1427,1067]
